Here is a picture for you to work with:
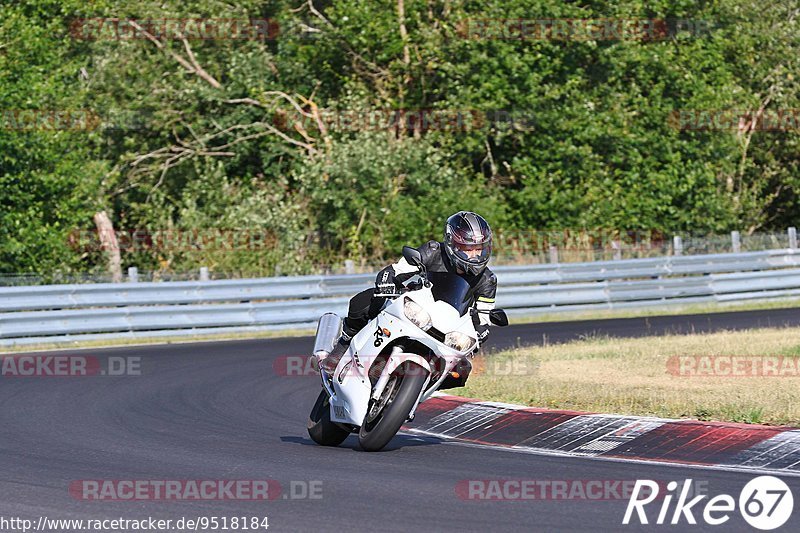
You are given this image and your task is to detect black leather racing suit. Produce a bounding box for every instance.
[342,240,498,341]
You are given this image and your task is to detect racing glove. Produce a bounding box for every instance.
[470,308,491,343]
[374,266,401,297]
[477,324,490,343]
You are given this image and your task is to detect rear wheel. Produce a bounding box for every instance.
[358,361,428,452]
[307,390,350,446]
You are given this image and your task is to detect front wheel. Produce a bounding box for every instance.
[358,361,428,452]
[307,390,350,446]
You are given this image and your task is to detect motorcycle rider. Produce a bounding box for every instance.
[318,211,497,388]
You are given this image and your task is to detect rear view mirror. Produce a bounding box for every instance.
[489,309,509,327]
[402,246,424,268]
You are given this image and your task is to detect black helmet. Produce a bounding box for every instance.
[444,211,493,275]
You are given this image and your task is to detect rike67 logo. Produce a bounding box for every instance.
[623,476,794,530]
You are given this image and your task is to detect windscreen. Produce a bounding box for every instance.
[427,271,472,316]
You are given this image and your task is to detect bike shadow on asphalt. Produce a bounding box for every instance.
[280,433,445,452]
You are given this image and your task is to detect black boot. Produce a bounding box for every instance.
[317,304,366,374]
[320,331,353,374]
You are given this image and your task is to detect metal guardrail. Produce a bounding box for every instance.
[1,249,799,346]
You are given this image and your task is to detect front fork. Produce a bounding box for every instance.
[370,346,432,422]
[318,351,339,400]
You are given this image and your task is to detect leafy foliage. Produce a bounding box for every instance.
[1,0,798,276]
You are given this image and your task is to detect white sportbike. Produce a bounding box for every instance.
[307,246,508,451]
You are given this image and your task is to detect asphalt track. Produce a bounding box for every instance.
[1,307,800,532]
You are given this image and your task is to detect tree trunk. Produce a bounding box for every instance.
[93,211,122,282]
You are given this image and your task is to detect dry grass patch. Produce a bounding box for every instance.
[461,328,800,426]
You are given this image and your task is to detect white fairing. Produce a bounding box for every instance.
[325,284,479,426]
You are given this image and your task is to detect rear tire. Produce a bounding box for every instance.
[307,390,350,446]
[358,361,428,452]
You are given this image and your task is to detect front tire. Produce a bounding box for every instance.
[358,361,428,451]
[307,390,350,446]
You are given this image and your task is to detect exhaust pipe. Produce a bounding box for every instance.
[313,313,342,359]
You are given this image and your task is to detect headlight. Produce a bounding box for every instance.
[445,331,477,352]
[403,297,432,331]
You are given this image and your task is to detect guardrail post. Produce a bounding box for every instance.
[611,240,622,261]
[789,227,798,250]
[345,260,355,275]
[549,245,559,264]
[731,231,741,253]
[673,235,683,256]
[127,267,138,283]
[199,266,209,281]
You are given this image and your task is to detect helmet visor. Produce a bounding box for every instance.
[452,240,491,265]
